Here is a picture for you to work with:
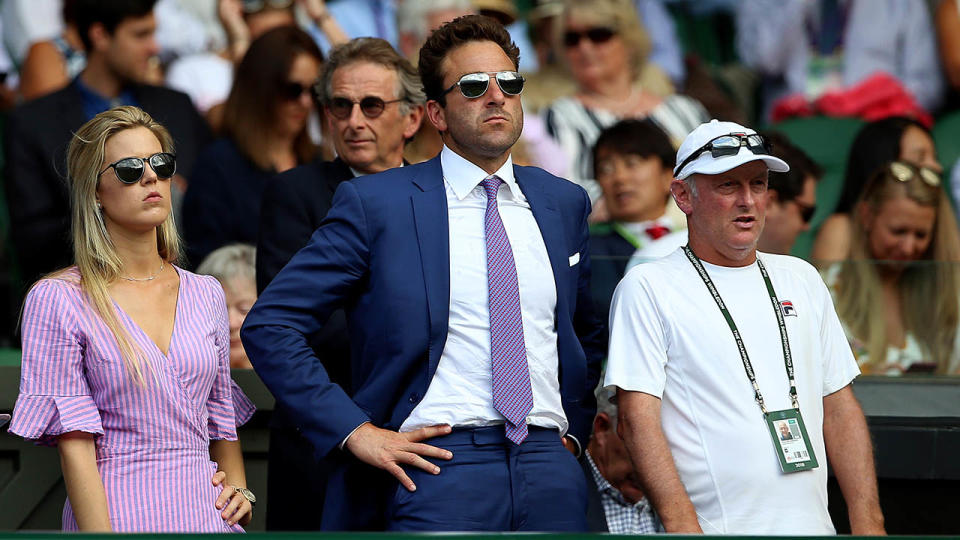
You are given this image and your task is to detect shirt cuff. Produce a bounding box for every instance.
[563,433,583,458]
[339,421,371,450]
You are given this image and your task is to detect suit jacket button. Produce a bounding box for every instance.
[409,393,420,403]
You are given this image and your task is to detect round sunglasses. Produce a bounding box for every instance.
[888,161,941,187]
[98,152,177,184]
[326,96,404,120]
[441,71,525,100]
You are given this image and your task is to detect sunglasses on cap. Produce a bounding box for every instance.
[888,161,941,187]
[674,133,772,177]
[98,152,177,184]
[242,0,293,13]
[563,27,616,47]
[441,71,525,100]
[326,96,404,120]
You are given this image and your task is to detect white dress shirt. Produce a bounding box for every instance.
[400,145,567,435]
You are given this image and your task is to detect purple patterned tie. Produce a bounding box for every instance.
[482,175,534,444]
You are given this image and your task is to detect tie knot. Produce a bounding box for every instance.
[481,175,503,201]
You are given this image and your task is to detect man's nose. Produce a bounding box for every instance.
[485,79,506,106]
[348,102,366,128]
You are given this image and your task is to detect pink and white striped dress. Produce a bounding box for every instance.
[9,266,255,532]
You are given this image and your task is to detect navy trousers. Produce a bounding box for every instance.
[386,425,588,532]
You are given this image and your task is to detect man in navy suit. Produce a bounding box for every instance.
[242,14,604,532]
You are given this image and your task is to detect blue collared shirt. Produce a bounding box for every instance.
[74,76,139,121]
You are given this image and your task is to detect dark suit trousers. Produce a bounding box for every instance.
[386,426,588,532]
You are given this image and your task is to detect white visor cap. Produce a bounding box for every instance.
[674,119,790,180]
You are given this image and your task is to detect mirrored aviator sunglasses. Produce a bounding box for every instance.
[99,152,177,184]
[889,161,940,187]
[443,71,525,99]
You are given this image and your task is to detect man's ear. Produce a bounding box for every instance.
[671,178,694,215]
[403,104,425,139]
[593,412,613,439]
[88,22,111,53]
[425,100,447,133]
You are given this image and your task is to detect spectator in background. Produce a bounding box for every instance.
[588,119,683,319]
[937,0,960,108]
[254,37,424,530]
[167,0,345,120]
[584,385,663,533]
[737,0,944,122]
[813,116,941,262]
[633,0,685,87]
[197,244,257,370]
[829,162,960,375]
[756,132,821,255]
[17,0,88,101]
[543,0,707,204]
[1,0,67,67]
[5,0,210,289]
[182,26,322,267]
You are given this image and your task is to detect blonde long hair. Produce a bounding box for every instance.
[56,105,182,384]
[835,162,960,374]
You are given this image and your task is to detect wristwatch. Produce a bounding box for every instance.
[234,486,257,506]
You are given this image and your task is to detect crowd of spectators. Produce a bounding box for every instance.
[3,1,960,363]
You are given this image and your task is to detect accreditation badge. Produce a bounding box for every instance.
[765,409,819,473]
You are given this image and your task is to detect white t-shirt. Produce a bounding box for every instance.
[604,248,859,535]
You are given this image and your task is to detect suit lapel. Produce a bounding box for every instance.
[515,167,569,309]
[410,157,450,376]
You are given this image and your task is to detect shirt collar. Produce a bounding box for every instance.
[440,144,516,201]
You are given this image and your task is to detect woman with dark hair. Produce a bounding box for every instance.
[181,25,322,266]
[813,116,942,261]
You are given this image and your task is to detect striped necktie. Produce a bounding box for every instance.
[481,175,534,444]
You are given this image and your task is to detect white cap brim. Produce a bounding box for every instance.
[674,148,790,180]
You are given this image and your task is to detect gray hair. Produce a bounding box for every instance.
[595,382,618,430]
[396,0,473,41]
[317,37,426,115]
[196,244,256,285]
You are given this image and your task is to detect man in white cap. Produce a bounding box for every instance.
[604,120,885,535]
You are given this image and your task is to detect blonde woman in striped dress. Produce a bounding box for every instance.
[9,106,255,532]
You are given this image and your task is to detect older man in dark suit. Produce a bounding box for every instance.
[254,37,424,531]
[4,0,209,288]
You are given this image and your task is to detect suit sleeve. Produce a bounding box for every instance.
[256,174,319,293]
[3,108,72,284]
[566,186,607,445]
[241,180,370,458]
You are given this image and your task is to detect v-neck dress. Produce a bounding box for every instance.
[9,266,255,532]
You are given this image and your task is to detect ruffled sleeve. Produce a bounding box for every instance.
[9,279,104,446]
[203,277,255,439]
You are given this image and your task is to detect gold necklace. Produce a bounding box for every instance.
[120,260,165,282]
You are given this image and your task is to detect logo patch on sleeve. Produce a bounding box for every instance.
[780,300,797,317]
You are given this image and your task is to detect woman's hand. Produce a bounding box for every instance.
[211,470,252,527]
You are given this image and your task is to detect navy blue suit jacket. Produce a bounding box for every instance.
[241,155,605,529]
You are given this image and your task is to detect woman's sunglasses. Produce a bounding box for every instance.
[563,27,616,47]
[98,152,177,184]
[281,82,313,101]
[326,96,404,120]
[441,71,525,100]
[242,0,293,14]
[888,161,941,187]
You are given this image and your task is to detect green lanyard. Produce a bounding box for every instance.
[682,245,799,414]
[611,222,642,249]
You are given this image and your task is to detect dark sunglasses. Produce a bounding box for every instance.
[281,81,312,101]
[888,161,941,187]
[674,133,772,177]
[98,152,177,184]
[441,71,525,100]
[794,201,816,223]
[242,0,293,13]
[563,27,616,47]
[326,96,404,120]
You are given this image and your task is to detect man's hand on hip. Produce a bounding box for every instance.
[344,423,454,491]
